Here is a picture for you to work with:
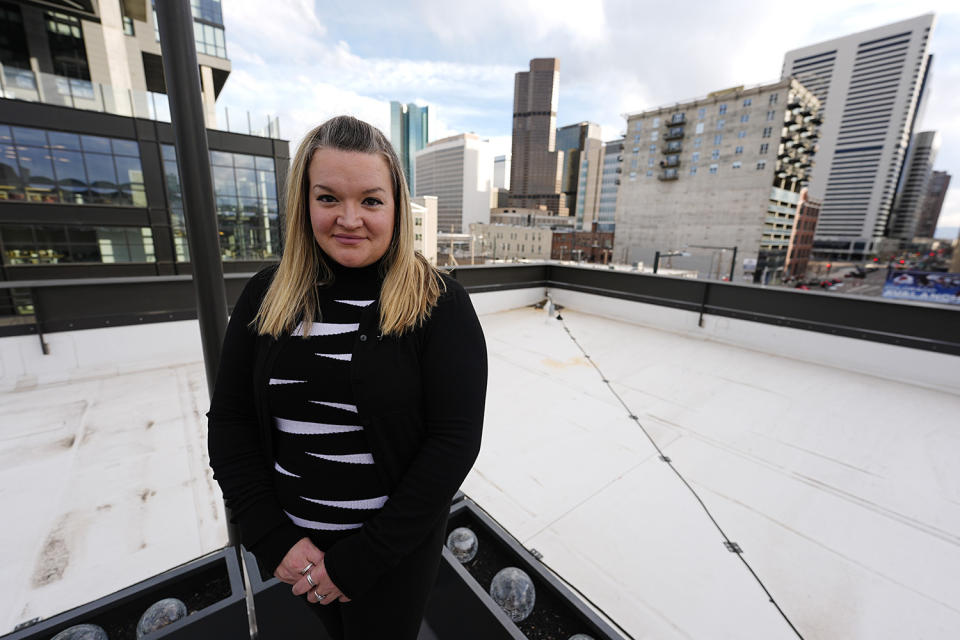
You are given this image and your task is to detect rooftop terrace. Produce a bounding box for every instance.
[1,265,958,638]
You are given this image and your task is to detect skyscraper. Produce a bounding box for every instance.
[509,58,566,215]
[917,170,951,239]
[782,14,935,260]
[556,122,603,229]
[597,138,624,232]
[887,131,939,241]
[390,101,428,194]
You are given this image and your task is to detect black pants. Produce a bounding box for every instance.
[306,518,446,639]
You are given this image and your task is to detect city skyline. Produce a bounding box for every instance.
[217,0,960,240]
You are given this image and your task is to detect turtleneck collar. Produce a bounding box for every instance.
[320,251,387,289]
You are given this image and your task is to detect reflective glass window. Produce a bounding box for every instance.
[52,149,87,201]
[13,127,47,147]
[80,135,111,154]
[213,165,237,195]
[17,146,56,200]
[112,139,139,157]
[234,154,255,169]
[84,152,118,202]
[235,168,257,198]
[48,131,81,151]
[0,125,11,143]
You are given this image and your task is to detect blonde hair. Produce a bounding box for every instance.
[254,115,444,337]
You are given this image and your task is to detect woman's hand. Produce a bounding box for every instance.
[277,537,351,604]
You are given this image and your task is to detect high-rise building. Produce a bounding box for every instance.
[917,170,950,239]
[782,14,935,260]
[614,79,820,282]
[390,101,428,195]
[597,138,624,232]
[509,58,566,215]
[887,131,939,240]
[414,133,492,233]
[0,1,287,291]
[784,188,821,279]
[556,122,603,230]
[493,155,510,190]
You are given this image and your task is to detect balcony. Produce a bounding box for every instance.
[661,155,680,168]
[2,266,958,639]
[658,168,679,180]
[668,113,687,125]
[663,141,683,153]
[664,127,685,140]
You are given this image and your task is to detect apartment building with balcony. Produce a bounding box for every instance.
[614,78,820,282]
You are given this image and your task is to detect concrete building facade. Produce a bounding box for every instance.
[888,130,939,241]
[411,195,438,265]
[470,222,552,261]
[390,101,428,195]
[784,188,821,279]
[493,154,510,190]
[614,79,820,282]
[551,222,614,263]
[0,0,230,127]
[509,58,566,215]
[918,170,951,239]
[782,14,935,260]
[490,207,575,229]
[414,133,492,234]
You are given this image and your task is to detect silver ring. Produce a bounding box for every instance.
[314,589,325,601]
[299,562,314,575]
[306,572,316,587]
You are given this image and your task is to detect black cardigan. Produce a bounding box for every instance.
[207,266,487,597]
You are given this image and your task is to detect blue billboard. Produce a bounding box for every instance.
[882,270,960,305]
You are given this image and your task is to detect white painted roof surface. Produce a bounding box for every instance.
[1,303,958,638]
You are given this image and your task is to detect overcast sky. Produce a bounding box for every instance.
[217,0,960,239]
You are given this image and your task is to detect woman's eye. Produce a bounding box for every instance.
[316,194,337,203]
[363,197,384,206]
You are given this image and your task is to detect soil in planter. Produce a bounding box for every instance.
[54,560,233,639]
[446,512,597,640]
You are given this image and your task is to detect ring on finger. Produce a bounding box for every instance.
[300,562,314,575]
[306,572,316,588]
[314,589,326,601]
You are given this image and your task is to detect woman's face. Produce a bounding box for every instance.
[307,148,396,268]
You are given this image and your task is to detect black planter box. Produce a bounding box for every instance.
[446,498,624,640]
[2,548,247,640]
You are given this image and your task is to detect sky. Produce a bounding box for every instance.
[217,0,960,240]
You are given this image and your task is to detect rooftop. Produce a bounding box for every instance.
[1,266,958,638]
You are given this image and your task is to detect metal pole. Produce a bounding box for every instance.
[729,246,738,282]
[653,250,660,274]
[155,1,229,426]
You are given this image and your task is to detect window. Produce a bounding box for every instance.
[651,131,658,141]
[646,169,653,177]
[649,144,656,152]
[693,137,702,148]
[191,0,224,24]
[713,134,722,146]
[711,149,720,160]
[743,98,752,107]
[716,119,725,130]
[634,121,642,131]
[652,117,660,127]
[633,134,640,144]
[759,143,769,154]
[45,11,90,81]
[691,152,700,163]
[671,113,685,123]
[762,127,772,138]
[740,114,749,123]
[695,122,704,134]
[718,104,727,115]
[769,93,778,105]
[690,166,697,176]
[766,110,776,121]
[630,157,639,169]
[194,21,227,58]
[709,164,718,174]
[648,157,654,167]
[732,161,742,169]
[0,126,145,205]
[738,130,746,139]
[165,145,279,261]
[757,160,767,170]
[735,146,743,155]
[1,224,155,264]
[629,171,637,180]
[697,107,706,119]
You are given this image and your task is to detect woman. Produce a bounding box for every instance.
[207,115,487,638]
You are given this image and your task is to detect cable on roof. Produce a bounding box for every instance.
[548,299,805,640]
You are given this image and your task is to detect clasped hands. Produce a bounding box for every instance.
[275,537,351,605]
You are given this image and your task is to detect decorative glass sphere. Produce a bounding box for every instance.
[569,635,595,640]
[52,625,107,640]
[446,527,479,563]
[136,598,188,638]
[489,567,536,622]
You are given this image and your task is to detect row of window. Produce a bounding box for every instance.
[1,225,155,265]
[633,94,782,132]
[630,158,771,180]
[0,126,145,205]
